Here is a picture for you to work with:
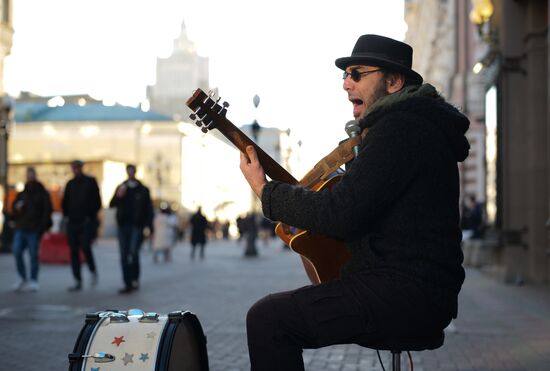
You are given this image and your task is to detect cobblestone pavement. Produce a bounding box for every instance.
[1,237,549,371]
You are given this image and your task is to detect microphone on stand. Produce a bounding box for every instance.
[345,120,361,157]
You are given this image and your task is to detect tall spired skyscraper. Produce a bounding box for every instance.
[146,20,209,120]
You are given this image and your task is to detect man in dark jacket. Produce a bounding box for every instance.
[239,34,470,370]
[11,167,52,291]
[62,160,102,291]
[109,164,153,294]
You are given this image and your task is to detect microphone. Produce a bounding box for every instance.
[345,120,361,157]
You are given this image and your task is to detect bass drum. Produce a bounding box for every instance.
[68,309,209,371]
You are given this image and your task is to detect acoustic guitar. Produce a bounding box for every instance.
[186,89,351,284]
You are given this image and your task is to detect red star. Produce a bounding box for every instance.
[112,336,126,346]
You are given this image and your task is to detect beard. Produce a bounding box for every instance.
[360,80,389,119]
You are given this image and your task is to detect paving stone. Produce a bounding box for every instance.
[1,237,550,370]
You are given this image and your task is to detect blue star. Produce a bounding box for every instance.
[139,353,149,362]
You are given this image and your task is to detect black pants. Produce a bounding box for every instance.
[246,271,452,371]
[67,220,97,282]
[190,242,205,260]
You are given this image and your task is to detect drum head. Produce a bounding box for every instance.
[168,319,207,370]
[158,311,209,371]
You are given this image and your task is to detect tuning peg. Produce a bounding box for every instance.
[201,127,208,133]
[189,113,197,121]
[222,102,229,108]
[194,120,202,128]
[208,88,220,99]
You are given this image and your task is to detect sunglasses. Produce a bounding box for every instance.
[342,68,382,82]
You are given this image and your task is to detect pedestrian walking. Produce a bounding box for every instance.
[62,160,102,292]
[189,206,209,260]
[11,167,53,291]
[460,194,485,266]
[109,164,154,294]
[460,195,484,240]
[236,214,246,243]
[151,202,178,263]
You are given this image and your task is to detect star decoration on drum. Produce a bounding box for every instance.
[146,331,156,339]
[112,336,126,346]
[122,352,134,365]
[139,353,149,362]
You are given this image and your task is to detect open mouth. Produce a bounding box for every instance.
[349,98,364,117]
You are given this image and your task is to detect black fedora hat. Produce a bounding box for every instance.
[335,34,423,85]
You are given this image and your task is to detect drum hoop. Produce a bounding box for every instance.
[68,314,102,371]
[81,316,110,370]
[155,319,175,370]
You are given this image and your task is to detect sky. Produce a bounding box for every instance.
[5,0,407,166]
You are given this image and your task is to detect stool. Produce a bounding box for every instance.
[359,330,444,371]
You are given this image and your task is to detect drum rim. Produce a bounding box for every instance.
[67,313,102,371]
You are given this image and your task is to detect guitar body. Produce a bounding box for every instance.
[275,175,351,284]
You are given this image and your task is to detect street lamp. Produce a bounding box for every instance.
[244,94,261,257]
[251,120,260,142]
[251,94,261,142]
[469,0,498,75]
[469,0,494,40]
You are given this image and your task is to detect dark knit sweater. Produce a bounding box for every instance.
[261,84,469,316]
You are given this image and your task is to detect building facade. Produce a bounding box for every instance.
[484,0,549,284]
[8,94,297,237]
[0,0,13,239]
[146,21,209,121]
[11,95,178,205]
[406,0,550,285]
[0,0,12,95]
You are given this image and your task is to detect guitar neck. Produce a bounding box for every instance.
[216,117,298,185]
[185,88,298,185]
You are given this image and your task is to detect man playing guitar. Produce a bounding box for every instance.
[239,34,470,370]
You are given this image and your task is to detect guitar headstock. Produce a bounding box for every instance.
[186,89,230,133]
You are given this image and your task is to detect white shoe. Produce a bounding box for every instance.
[12,279,27,291]
[27,280,40,292]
